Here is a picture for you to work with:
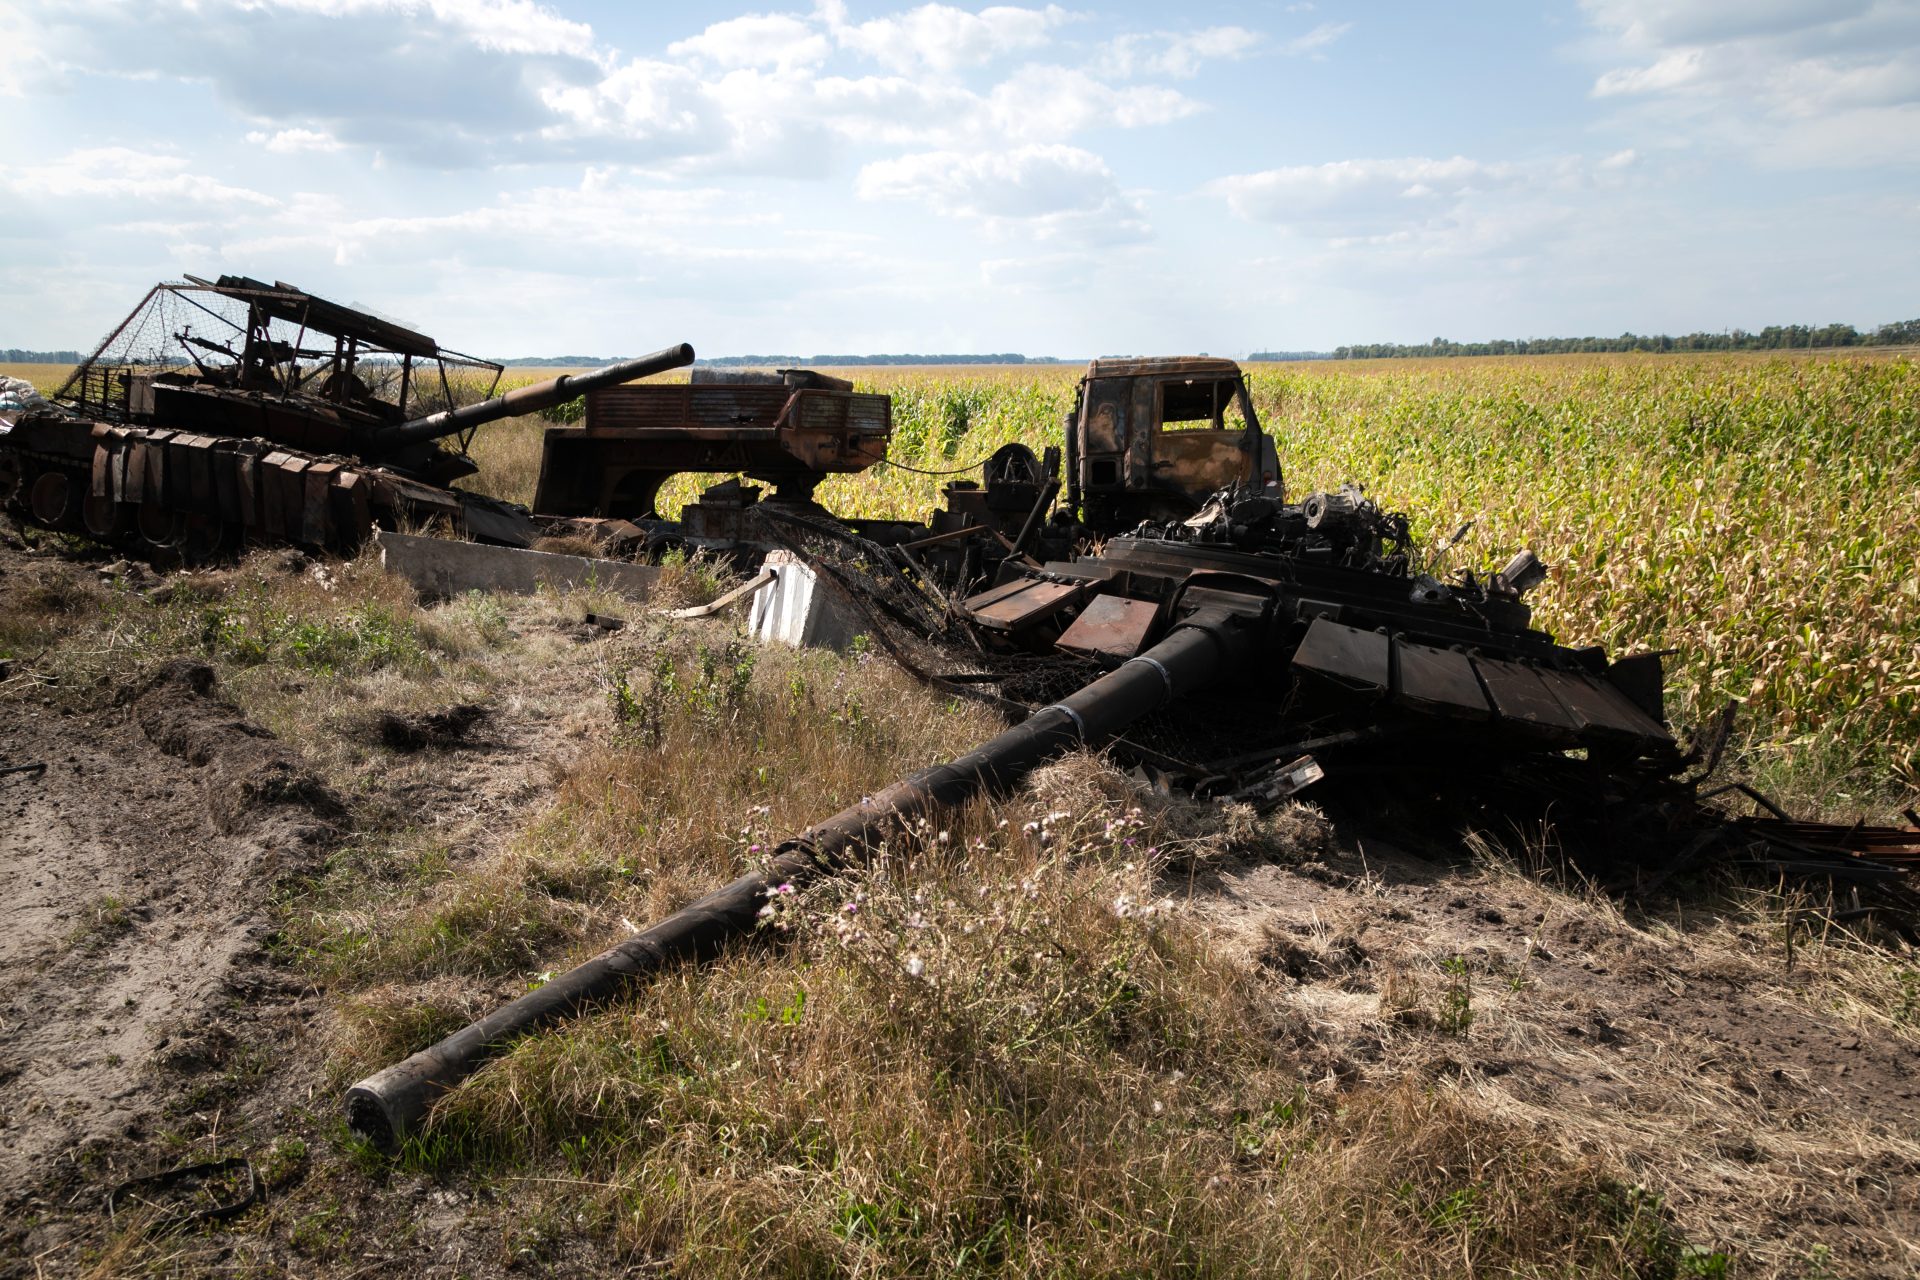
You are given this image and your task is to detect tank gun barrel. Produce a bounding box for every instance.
[343,604,1261,1150]
[377,342,696,450]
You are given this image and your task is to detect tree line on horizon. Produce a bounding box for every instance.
[1314,318,1920,361]
[1,349,83,364]
[11,318,1917,369]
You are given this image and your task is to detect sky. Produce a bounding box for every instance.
[1,0,1917,358]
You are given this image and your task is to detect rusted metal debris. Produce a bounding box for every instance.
[3,275,1893,1148]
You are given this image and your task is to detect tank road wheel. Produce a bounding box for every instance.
[181,515,230,562]
[83,492,132,540]
[29,470,80,529]
[138,502,187,548]
[0,451,20,505]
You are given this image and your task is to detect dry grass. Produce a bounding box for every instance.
[9,523,1908,1275]
[353,749,1693,1278]
[281,630,1701,1276]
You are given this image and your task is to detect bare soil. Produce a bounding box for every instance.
[0,659,337,1252]
[1,537,1917,1276]
[1192,831,1920,1276]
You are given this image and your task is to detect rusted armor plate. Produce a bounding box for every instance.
[1057,594,1159,660]
[963,579,1085,632]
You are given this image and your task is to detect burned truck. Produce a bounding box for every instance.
[0,275,693,555]
[1065,356,1281,528]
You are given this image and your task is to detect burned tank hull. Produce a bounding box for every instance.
[958,484,1674,778]
[0,412,536,556]
[0,275,693,557]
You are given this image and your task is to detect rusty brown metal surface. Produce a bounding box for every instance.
[1066,354,1278,528]
[536,371,890,520]
[1083,356,1249,381]
[1056,593,1159,660]
[1739,819,1920,867]
[963,578,1085,632]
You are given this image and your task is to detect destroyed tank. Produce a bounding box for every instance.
[0,275,693,556]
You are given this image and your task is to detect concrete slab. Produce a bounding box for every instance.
[746,549,865,651]
[374,530,662,601]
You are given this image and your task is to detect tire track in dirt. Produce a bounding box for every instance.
[0,663,338,1201]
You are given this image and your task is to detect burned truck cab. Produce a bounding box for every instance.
[1065,357,1280,531]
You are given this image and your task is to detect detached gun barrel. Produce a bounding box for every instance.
[344,604,1260,1150]
[377,342,696,450]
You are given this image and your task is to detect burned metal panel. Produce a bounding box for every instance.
[304,462,340,546]
[1145,374,1258,502]
[1077,377,1131,498]
[1085,356,1247,381]
[1604,652,1667,724]
[186,436,215,511]
[1292,618,1391,695]
[1125,375,1157,488]
[1471,657,1585,740]
[963,579,1085,632]
[259,452,289,537]
[1392,638,1491,720]
[1057,594,1160,660]
[235,452,258,527]
[212,444,240,519]
[1545,670,1674,748]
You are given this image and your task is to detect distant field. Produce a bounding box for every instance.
[0,362,74,393]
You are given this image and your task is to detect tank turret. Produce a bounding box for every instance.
[0,275,691,555]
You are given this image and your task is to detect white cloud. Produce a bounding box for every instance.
[1581,0,1876,48]
[667,13,830,70]
[1281,21,1350,57]
[859,143,1110,218]
[856,143,1148,244]
[1210,156,1524,235]
[269,0,600,58]
[1592,49,1705,97]
[538,59,730,160]
[1580,0,1920,166]
[1098,26,1262,79]
[835,3,1069,73]
[2,149,279,208]
[987,66,1202,140]
[245,128,345,153]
